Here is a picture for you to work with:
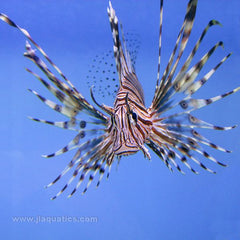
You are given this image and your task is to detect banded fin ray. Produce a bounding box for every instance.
[107,2,145,105]
[152,0,198,109]
[148,0,239,174]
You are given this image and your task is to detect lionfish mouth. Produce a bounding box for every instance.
[115,145,139,156]
[0,0,239,199]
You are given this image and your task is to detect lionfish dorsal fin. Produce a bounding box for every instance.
[108,1,145,105]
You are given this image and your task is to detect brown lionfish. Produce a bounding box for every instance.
[0,0,239,199]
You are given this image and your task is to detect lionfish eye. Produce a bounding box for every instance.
[131,111,137,122]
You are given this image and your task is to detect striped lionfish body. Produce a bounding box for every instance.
[1,0,239,199]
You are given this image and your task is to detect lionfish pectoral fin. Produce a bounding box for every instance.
[147,0,240,174]
[151,0,198,110]
[1,13,108,123]
[0,13,114,198]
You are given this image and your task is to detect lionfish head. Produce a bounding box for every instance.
[110,92,152,159]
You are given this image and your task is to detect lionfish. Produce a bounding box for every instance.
[1,0,239,199]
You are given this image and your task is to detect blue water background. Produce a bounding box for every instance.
[0,0,240,239]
